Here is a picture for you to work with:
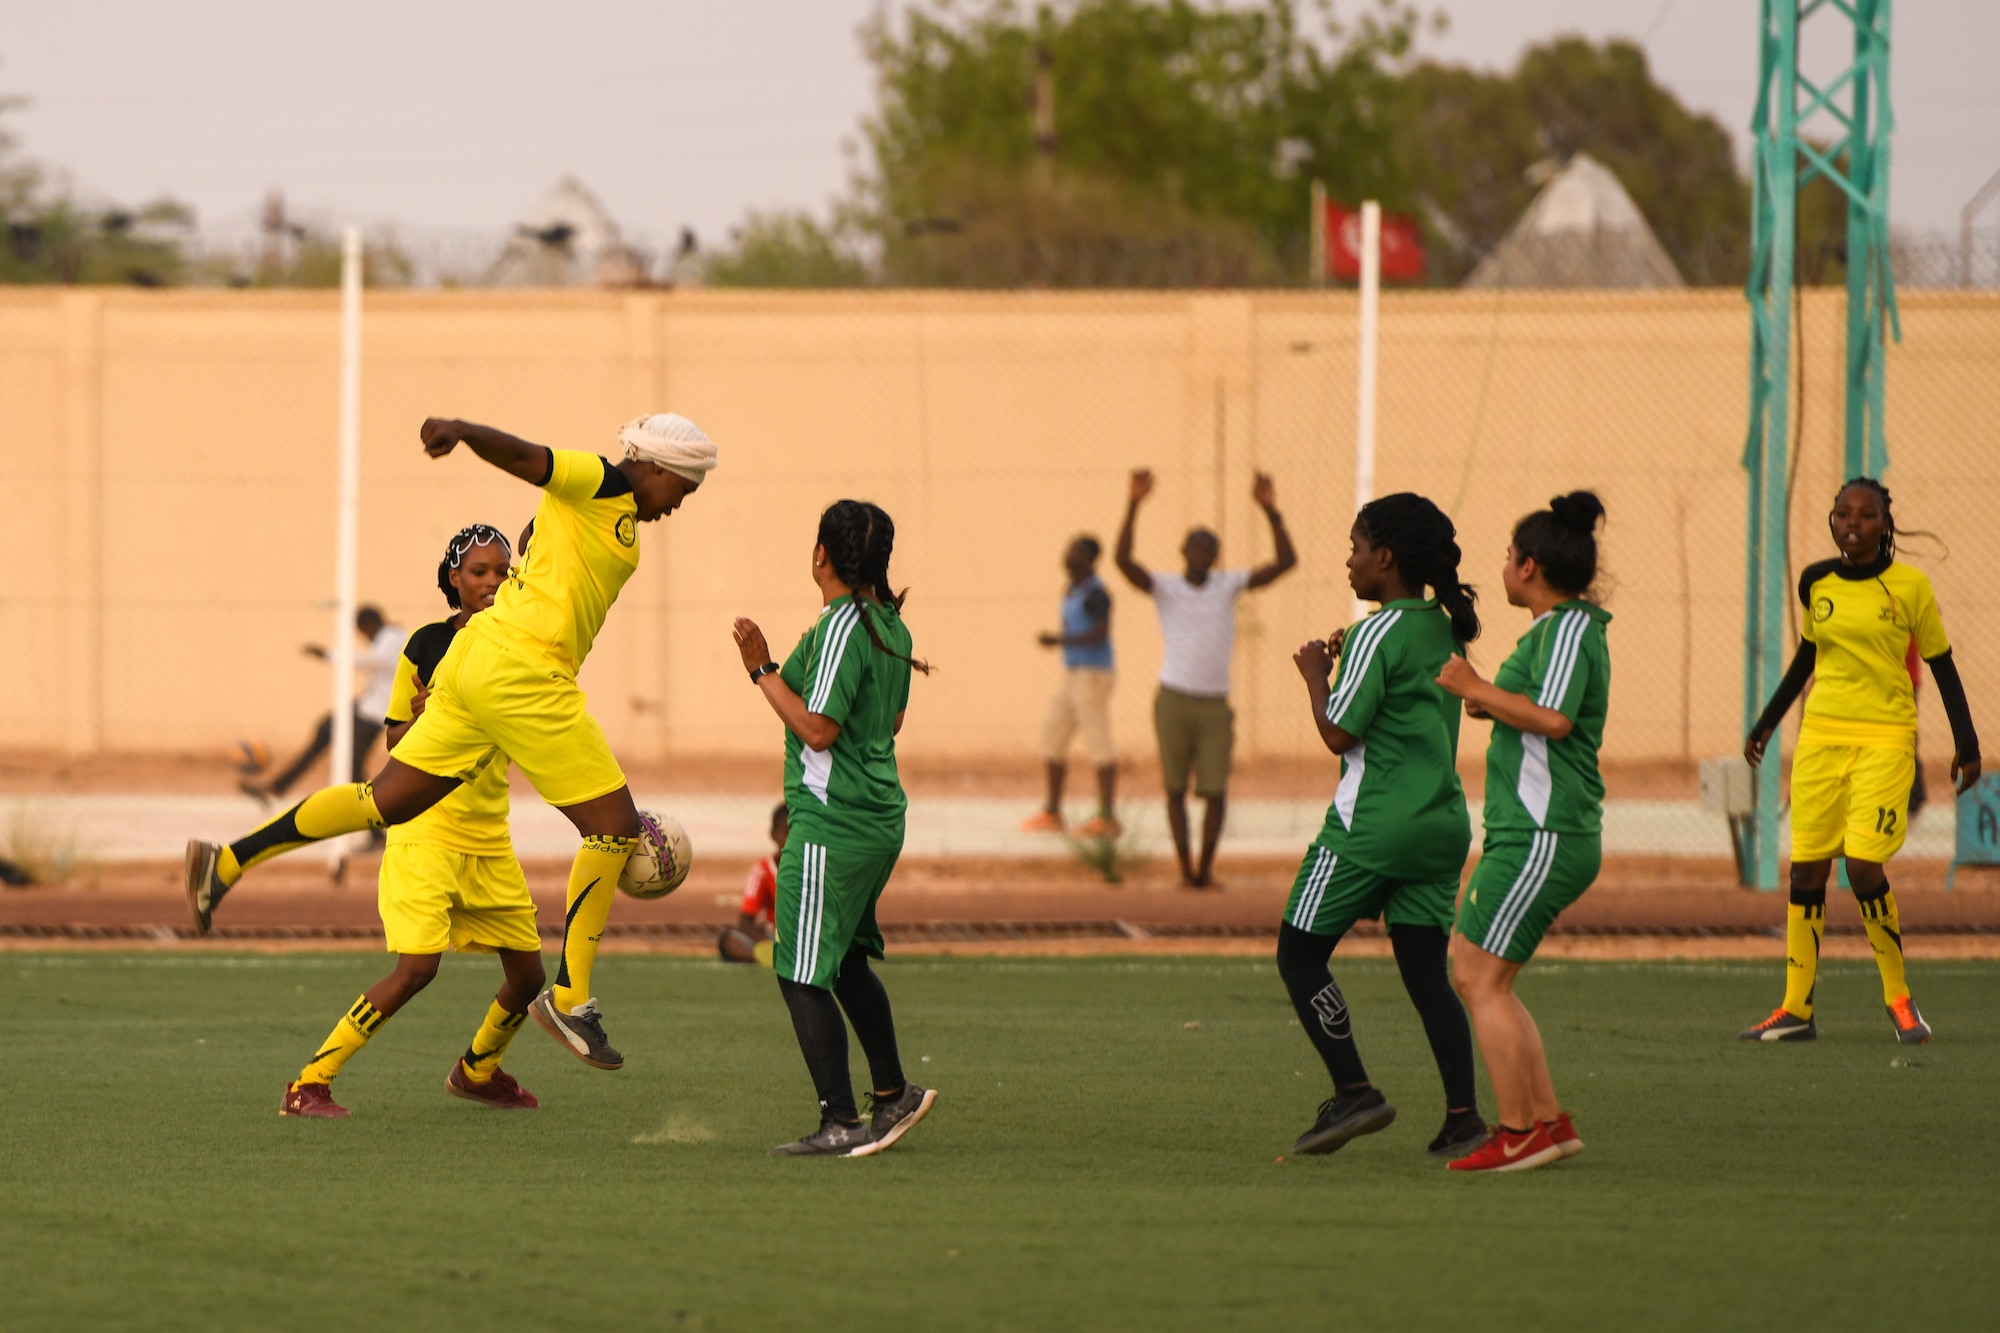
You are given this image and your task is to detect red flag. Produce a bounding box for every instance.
[1325,201,1426,282]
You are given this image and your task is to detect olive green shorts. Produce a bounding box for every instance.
[1153,686,1234,796]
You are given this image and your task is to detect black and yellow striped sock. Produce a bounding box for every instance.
[1781,892,1825,1018]
[551,835,634,1012]
[460,1001,528,1084]
[218,783,386,886]
[1858,886,1910,1004]
[296,995,387,1087]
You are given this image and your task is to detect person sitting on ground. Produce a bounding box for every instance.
[1114,468,1297,887]
[1023,534,1120,838]
[720,803,788,965]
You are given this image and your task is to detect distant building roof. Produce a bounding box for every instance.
[1464,153,1684,290]
[486,176,648,288]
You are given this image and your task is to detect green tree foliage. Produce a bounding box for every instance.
[702,210,871,287]
[854,0,1424,286]
[1405,38,1779,287]
[0,96,192,286]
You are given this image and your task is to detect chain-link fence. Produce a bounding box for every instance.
[1,285,1993,868]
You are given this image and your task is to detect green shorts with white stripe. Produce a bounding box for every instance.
[773,838,900,990]
[1455,830,1601,963]
[1282,842,1459,939]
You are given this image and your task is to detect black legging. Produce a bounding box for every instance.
[1276,922,1477,1110]
[778,945,907,1123]
[265,710,382,796]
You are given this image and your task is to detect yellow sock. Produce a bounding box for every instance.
[551,834,633,1012]
[219,783,385,885]
[1859,889,1910,1004]
[1781,899,1825,1018]
[460,1001,527,1083]
[296,994,387,1086]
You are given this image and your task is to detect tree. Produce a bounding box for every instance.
[1403,38,1759,286]
[703,210,871,288]
[855,0,1426,286]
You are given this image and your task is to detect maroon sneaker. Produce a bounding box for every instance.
[446,1060,540,1110]
[280,1081,348,1119]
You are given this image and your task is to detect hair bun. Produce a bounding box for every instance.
[1548,491,1605,534]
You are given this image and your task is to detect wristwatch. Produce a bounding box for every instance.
[748,661,780,684]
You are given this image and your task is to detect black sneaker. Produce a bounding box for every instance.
[1738,1008,1817,1042]
[771,1119,875,1157]
[865,1084,938,1153]
[529,992,624,1070]
[183,840,226,936]
[1426,1111,1489,1159]
[1292,1087,1397,1155]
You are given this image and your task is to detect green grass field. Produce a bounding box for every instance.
[3,952,1996,1330]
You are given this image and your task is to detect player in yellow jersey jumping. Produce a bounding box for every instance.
[188,413,717,1073]
[1740,478,1980,1045]
[282,524,545,1117]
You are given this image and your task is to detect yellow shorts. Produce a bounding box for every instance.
[1789,741,1915,863]
[378,842,542,955]
[393,630,626,808]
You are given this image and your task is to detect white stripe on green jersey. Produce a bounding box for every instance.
[1481,601,1611,835]
[781,595,914,853]
[1312,598,1470,882]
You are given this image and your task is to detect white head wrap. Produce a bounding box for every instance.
[617,413,718,485]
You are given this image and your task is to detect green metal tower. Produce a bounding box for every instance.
[1742,0,1899,888]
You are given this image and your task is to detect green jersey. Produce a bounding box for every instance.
[1316,598,1471,881]
[1481,600,1611,835]
[781,595,914,852]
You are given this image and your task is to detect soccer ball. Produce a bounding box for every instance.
[618,810,692,899]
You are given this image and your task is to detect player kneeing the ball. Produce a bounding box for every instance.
[187,413,716,1072]
[733,500,938,1157]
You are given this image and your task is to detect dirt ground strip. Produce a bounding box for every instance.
[5,852,1996,960]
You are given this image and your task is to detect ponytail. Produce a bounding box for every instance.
[816,499,934,675]
[1355,493,1480,645]
[1512,491,1605,599]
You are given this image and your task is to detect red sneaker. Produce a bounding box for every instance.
[1447,1122,1560,1173]
[280,1080,349,1119]
[446,1060,541,1110]
[1545,1111,1584,1159]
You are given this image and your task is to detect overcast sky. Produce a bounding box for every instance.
[2,0,1995,250]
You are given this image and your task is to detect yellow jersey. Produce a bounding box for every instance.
[469,450,640,679]
[1798,555,1949,748]
[385,617,514,855]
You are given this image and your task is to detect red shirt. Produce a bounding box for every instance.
[740,856,776,924]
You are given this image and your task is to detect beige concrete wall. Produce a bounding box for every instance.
[2,287,1993,768]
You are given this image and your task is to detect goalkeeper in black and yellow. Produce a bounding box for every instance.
[282,523,544,1118]
[187,414,717,1076]
[1739,478,1980,1046]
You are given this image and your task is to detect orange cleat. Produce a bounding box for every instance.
[1887,996,1931,1045]
[1019,811,1065,834]
[1074,815,1122,839]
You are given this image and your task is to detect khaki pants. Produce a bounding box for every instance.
[1040,669,1116,766]
[1153,686,1233,795]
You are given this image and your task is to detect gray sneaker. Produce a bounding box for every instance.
[529,992,624,1070]
[865,1084,938,1153]
[1292,1087,1397,1155]
[183,840,226,936]
[771,1119,875,1157]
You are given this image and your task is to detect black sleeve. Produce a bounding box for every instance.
[1925,650,1981,763]
[1752,641,1817,739]
[594,457,635,498]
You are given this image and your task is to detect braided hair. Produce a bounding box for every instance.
[816,500,933,674]
[1355,492,1480,645]
[437,523,512,609]
[1512,491,1605,599]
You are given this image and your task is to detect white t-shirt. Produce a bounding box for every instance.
[1150,569,1251,698]
[356,624,406,720]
